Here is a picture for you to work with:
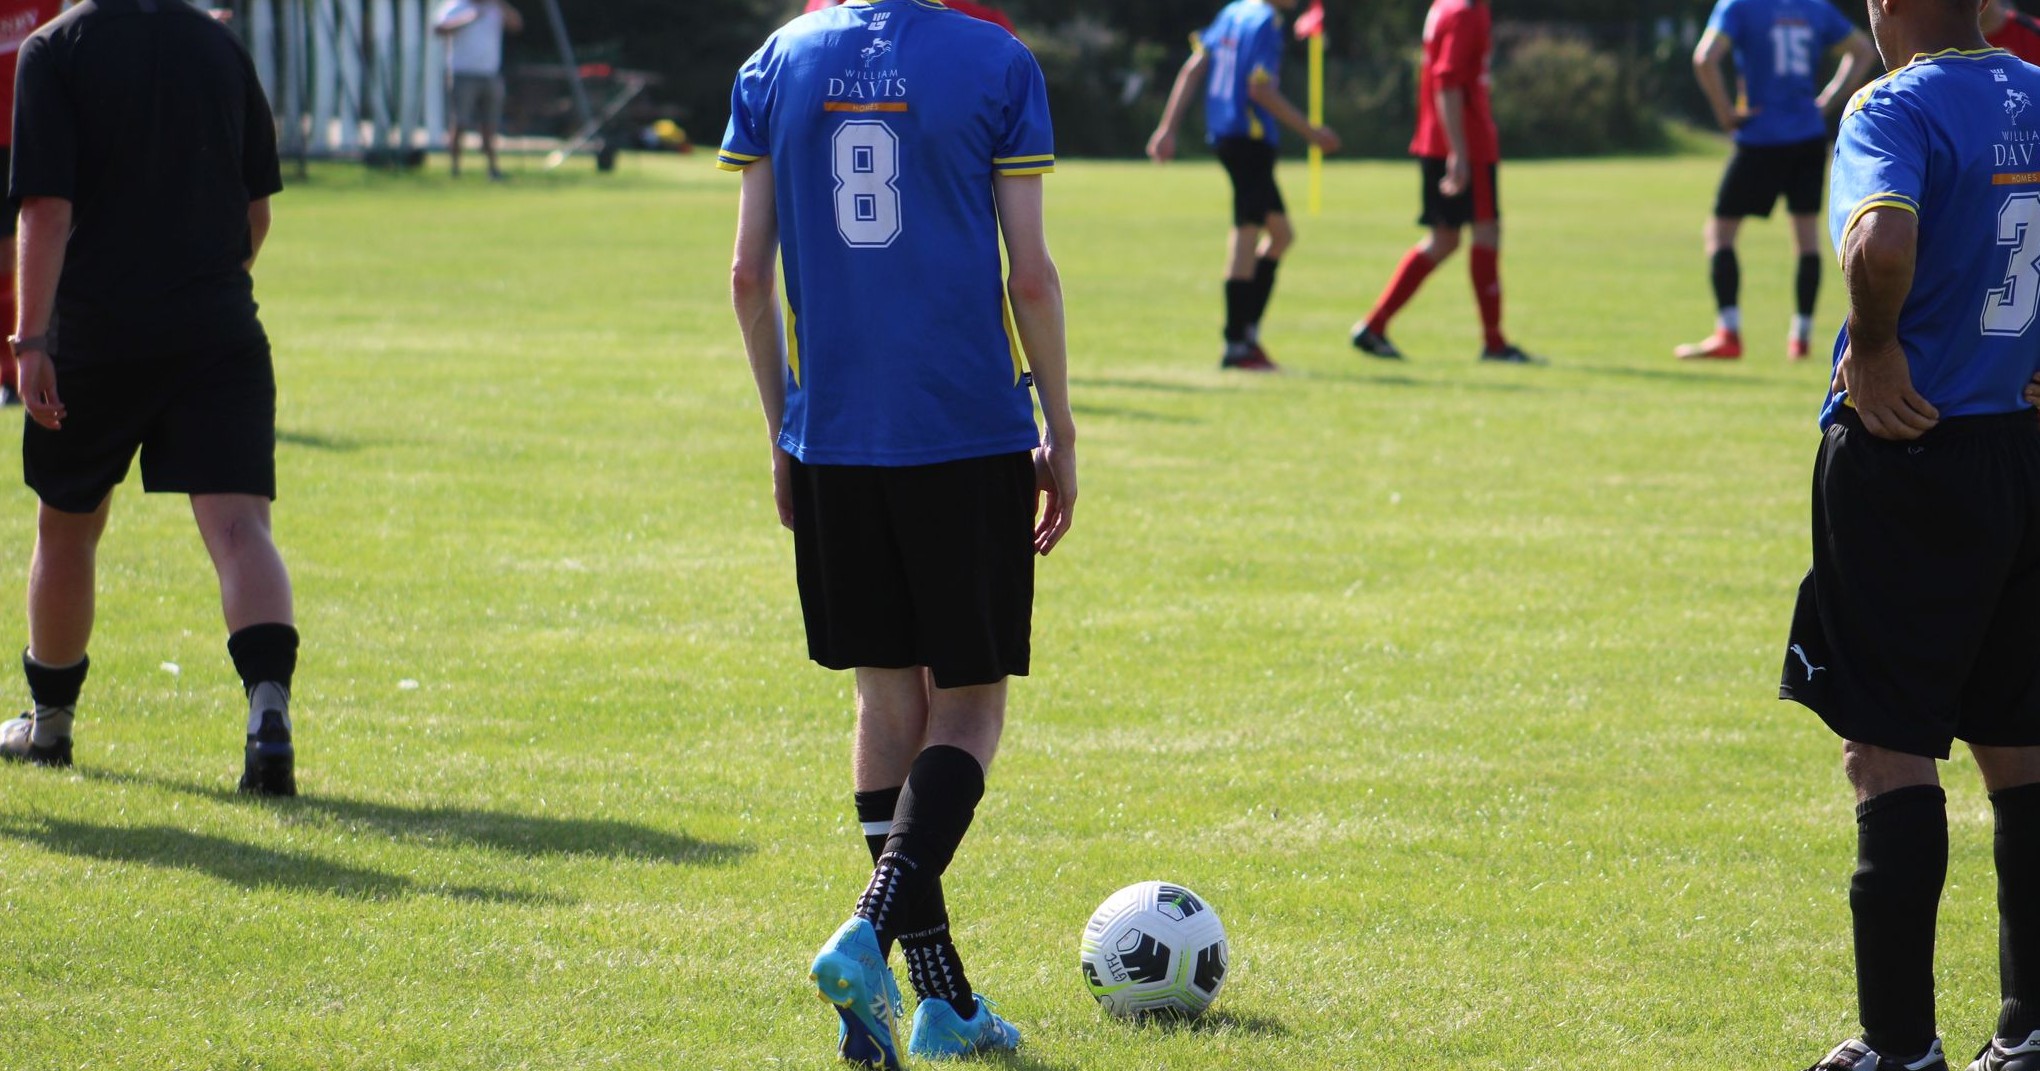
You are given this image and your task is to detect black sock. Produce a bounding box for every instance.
[854,746,985,949]
[1223,279,1254,345]
[902,936,974,1009]
[22,649,88,710]
[1711,247,1740,316]
[1994,783,2040,1040]
[1854,784,1948,1060]
[1246,256,1280,331]
[226,623,298,695]
[855,786,901,865]
[1797,252,1821,318]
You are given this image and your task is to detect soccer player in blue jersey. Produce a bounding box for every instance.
[1679,0,1876,361]
[1147,0,1340,372]
[720,2,1076,1066]
[1781,3,2040,1070]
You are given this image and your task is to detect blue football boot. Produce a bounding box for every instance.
[811,918,902,1069]
[908,994,1021,1060]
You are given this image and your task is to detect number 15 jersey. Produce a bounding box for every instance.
[719,0,1055,468]
[1827,48,2040,428]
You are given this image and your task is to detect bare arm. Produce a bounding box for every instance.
[1146,49,1209,163]
[434,5,478,35]
[246,197,271,272]
[1817,30,1878,115]
[1247,77,1338,152]
[14,195,70,429]
[731,163,794,528]
[1435,85,1471,194]
[1692,28,1744,132]
[1838,206,1937,440]
[993,173,1077,556]
[496,0,522,35]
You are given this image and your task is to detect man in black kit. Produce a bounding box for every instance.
[0,0,302,797]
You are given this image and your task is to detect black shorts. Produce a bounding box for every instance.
[1781,408,2040,758]
[22,335,278,514]
[1215,137,1286,226]
[789,451,1036,689]
[1715,136,1828,219]
[1417,156,1499,228]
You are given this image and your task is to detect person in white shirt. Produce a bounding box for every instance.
[432,0,521,179]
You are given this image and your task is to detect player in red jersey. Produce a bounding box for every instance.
[0,0,62,407]
[1984,0,2040,64]
[803,0,1015,33]
[1352,0,1537,364]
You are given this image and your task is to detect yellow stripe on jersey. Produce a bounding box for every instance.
[784,300,801,386]
[1837,194,1919,266]
[717,149,763,172]
[1002,291,1026,384]
[994,154,1055,164]
[997,167,1054,176]
[1189,31,1204,53]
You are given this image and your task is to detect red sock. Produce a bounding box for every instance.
[1471,245,1505,352]
[1367,247,1438,334]
[0,276,16,391]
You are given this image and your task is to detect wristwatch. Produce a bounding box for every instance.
[7,334,50,356]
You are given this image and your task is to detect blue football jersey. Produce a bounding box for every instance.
[718,0,1053,467]
[1198,0,1286,144]
[1706,0,1856,146]
[1825,48,2040,427]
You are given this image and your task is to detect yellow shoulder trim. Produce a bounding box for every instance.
[997,166,1054,176]
[719,149,763,163]
[994,154,1055,164]
[1908,46,2010,65]
[1837,194,1919,265]
[715,159,751,172]
[1189,31,1204,53]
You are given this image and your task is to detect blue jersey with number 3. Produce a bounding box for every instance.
[1826,48,2040,427]
[718,0,1054,467]
[1706,0,1855,146]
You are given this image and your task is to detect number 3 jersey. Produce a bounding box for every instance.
[718,0,1055,467]
[1705,0,1854,147]
[1826,47,2040,428]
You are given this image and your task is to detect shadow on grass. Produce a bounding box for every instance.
[276,429,367,451]
[1579,363,1782,387]
[78,769,752,867]
[1165,1008,1291,1037]
[1071,376,1228,394]
[1071,403,1201,425]
[0,816,561,903]
[1286,366,1542,393]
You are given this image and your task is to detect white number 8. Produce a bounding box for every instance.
[832,121,902,248]
[1983,192,2040,337]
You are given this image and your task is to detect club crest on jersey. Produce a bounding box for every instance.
[861,39,894,64]
[2008,88,2032,124]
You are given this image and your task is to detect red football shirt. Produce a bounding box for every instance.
[0,0,59,145]
[1989,9,2040,67]
[1411,0,1500,165]
[802,0,1014,33]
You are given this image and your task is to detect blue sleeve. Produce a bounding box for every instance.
[1249,16,1282,85]
[1828,88,1927,256]
[1196,18,1219,53]
[1705,0,1737,40]
[717,43,772,172]
[994,42,1055,176]
[1815,1,1855,50]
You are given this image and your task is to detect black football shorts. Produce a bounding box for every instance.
[23,334,277,514]
[1715,136,1828,220]
[789,450,1036,689]
[1215,137,1287,227]
[1417,156,1499,228]
[1781,407,2040,757]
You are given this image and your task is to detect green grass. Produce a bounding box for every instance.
[0,149,2010,1070]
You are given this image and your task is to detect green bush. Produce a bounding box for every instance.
[1491,27,1668,157]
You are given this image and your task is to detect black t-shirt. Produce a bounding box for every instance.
[9,0,283,360]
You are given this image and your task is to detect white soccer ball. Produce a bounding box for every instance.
[1079,880,1229,1019]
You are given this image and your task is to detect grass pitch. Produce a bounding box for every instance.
[0,149,2011,1070]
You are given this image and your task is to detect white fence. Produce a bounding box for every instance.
[240,0,446,159]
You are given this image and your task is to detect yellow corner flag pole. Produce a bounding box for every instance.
[1298,0,1325,215]
[1308,31,1324,215]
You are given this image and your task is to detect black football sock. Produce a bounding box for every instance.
[854,745,985,950]
[1993,783,2040,1040]
[855,786,902,865]
[1797,252,1821,319]
[227,623,298,737]
[1854,784,1948,1060]
[1711,247,1740,317]
[1223,279,1254,347]
[21,649,87,742]
[1246,256,1280,332]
